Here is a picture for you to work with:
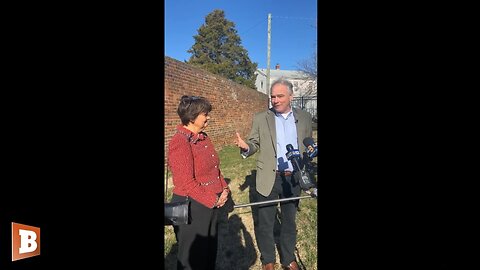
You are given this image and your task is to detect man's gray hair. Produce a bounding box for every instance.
[270,77,294,95]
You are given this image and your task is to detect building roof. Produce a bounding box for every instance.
[256,68,307,80]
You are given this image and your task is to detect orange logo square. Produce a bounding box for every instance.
[11,222,41,261]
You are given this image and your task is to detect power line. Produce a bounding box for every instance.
[272,16,316,21]
[239,18,266,35]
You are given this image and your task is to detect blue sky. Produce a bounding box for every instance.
[165,0,317,71]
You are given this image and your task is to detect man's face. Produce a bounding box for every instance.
[271,84,292,114]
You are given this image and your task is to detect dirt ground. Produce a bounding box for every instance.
[165,181,316,270]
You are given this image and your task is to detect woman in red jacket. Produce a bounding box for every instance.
[168,95,230,270]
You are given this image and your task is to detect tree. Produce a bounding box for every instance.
[297,23,317,96]
[298,50,317,83]
[297,50,317,96]
[187,9,258,89]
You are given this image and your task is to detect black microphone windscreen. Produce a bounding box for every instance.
[286,144,294,151]
[303,137,315,147]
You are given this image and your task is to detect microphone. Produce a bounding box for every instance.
[286,144,315,192]
[303,137,318,159]
[285,144,301,171]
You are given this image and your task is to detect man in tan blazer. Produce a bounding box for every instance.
[235,78,313,270]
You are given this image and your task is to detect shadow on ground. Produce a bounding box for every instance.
[164,242,178,269]
[216,177,257,269]
[164,178,258,270]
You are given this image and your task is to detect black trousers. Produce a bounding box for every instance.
[253,174,301,266]
[172,194,219,270]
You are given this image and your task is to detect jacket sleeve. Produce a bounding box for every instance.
[219,172,229,192]
[243,113,261,158]
[305,111,313,138]
[168,137,219,208]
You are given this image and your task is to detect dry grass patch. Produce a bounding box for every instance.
[165,145,318,270]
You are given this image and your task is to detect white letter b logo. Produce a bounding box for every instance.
[18,229,38,254]
[12,222,41,261]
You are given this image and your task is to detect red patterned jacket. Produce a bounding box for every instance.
[168,125,229,208]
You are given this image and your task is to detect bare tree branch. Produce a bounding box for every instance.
[297,49,317,96]
[297,23,317,97]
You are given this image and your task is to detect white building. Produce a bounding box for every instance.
[254,64,317,97]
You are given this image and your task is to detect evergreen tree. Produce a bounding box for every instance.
[187,9,258,89]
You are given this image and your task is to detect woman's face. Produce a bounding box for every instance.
[192,111,210,132]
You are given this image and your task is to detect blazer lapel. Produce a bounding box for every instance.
[266,109,277,154]
[292,108,304,149]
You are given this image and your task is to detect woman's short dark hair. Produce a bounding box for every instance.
[177,95,212,125]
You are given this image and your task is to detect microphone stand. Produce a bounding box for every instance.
[233,190,316,209]
[234,146,318,209]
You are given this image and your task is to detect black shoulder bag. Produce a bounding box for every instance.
[164,132,193,226]
[164,160,190,226]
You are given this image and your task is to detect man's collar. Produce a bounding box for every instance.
[274,108,293,118]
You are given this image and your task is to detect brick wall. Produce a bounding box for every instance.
[164,56,269,167]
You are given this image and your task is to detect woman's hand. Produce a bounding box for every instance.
[215,188,229,208]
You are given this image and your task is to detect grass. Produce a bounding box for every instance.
[164,145,318,270]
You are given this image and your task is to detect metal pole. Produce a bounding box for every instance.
[233,195,314,209]
[266,13,271,108]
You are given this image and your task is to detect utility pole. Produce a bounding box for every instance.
[266,13,271,108]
